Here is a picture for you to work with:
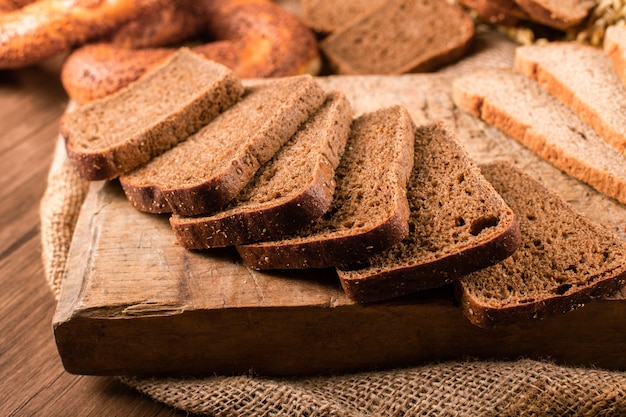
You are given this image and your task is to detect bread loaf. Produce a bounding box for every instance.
[515,42,626,155]
[458,161,626,328]
[320,0,474,75]
[452,68,626,205]
[337,122,522,303]
[60,49,244,181]
[170,91,353,248]
[119,75,326,216]
[236,105,415,270]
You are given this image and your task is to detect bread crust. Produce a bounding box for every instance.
[452,68,626,205]
[515,43,626,155]
[603,25,626,86]
[236,202,411,270]
[458,161,626,329]
[320,0,474,75]
[337,122,523,303]
[170,91,353,249]
[60,50,244,181]
[119,75,327,216]
[236,105,415,270]
[61,0,321,103]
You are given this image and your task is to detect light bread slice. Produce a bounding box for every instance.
[320,0,474,75]
[458,161,626,329]
[337,122,521,303]
[236,105,415,270]
[119,75,326,216]
[604,25,626,86]
[60,49,244,181]
[515,42,626,155]
[452,68,626,205]
[170,91,353,248]
[514,0,595,30]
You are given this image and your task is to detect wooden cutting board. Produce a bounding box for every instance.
[53,74,626,377]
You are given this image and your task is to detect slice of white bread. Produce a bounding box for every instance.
[514,0,595,30]
[60,49,244,181]
[452,68,626,205]
[119,75,326,216]
[458,160,626,329]
[320,0,474,75]
[604,25,626,86]
[515,42,626,155]
[337,122,522,303]
[169,91,353,248]
[236,105,415,270]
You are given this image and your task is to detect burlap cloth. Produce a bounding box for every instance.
[40,28,626,417]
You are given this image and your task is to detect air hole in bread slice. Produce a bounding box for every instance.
[469,215,500,236]
[554,284,572,295]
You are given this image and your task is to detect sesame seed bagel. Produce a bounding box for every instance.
[0,0,168,68]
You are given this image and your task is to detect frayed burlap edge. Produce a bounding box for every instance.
[41,138,626,417]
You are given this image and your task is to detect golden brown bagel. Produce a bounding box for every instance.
[0,0,34,12]
[61,0,322,103]
[0,0,168,68]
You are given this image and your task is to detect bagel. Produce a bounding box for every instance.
[0,0,168,68]
[0,0,34,12]
[61,0,322,103]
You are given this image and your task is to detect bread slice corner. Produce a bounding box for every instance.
[60,48,244,181]
[170,90,354,248]
[236,104,415,270]
[458,160,626,329]
[337,121,522,303]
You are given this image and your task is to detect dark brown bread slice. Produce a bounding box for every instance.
[604,25,626,86]
[452,68,626,205]
[514,0,595,30]
[236,105,415,270]
[515,42,626,155]
[337,122,522,303]
[301,0,384,34]
[60,48,244,181]
[119,75,326,216]
[170,91,353,248]
[458,160,626,329]
[320,0,474,75]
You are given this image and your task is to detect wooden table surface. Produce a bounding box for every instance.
[0,59,198,417]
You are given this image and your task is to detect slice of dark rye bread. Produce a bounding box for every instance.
[452,68,626,205]
[169,91,353,248]
[337,122,522,303]
[515,43,626,155]
[236,105,415,270]
[60,49,244,181]
[458,160,626,329]
[119,75,326,216]
[320,0,474,75]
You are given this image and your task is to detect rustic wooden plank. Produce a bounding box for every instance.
[53,74,626,376]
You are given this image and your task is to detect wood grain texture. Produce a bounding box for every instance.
[54,75,626,377]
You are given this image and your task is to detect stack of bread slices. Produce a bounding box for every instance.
[60,47,626,329]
